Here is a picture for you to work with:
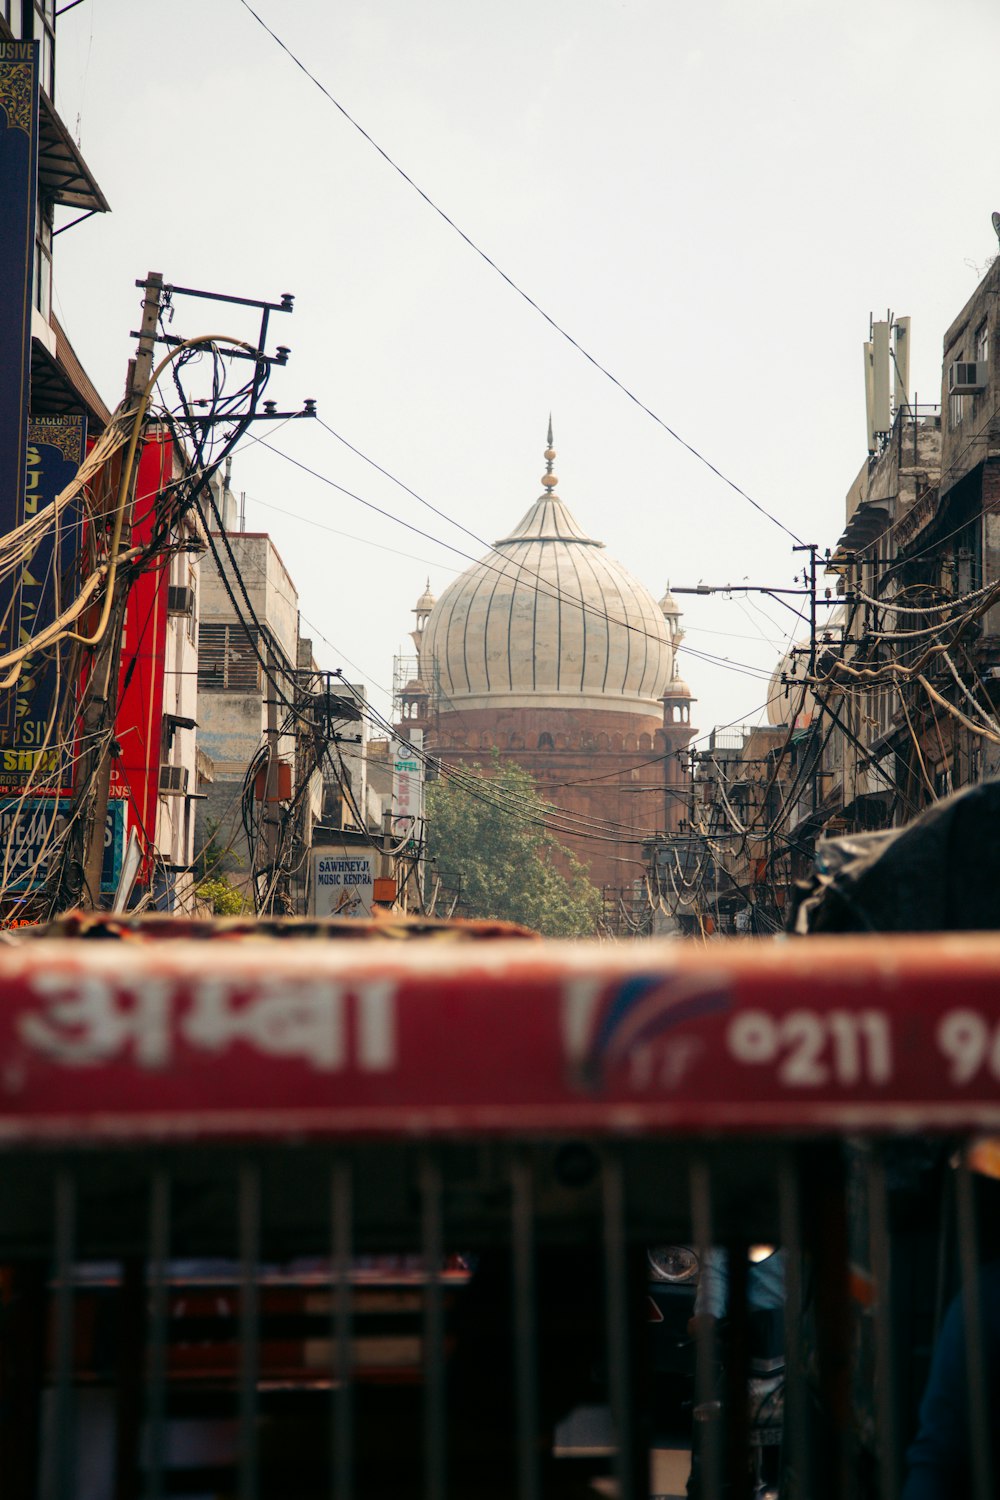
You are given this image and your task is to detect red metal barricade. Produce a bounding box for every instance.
[0,924,996,1499]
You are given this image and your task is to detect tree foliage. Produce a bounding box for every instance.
[196,875,246,916]
[426,757,601,937]
[195,817,247,915]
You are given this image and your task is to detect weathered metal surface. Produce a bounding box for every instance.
[0,932,995,1141]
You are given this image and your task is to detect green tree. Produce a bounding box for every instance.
[196,875,246,916]
[195,817,247,915]
[426,756,601,937]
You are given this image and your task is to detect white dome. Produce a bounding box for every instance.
[420,476,676,716]
[766,606,845,726]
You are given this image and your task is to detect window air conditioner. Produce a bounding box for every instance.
[948,361,987,394]
[167,584,195,616]
[159,764,189,796]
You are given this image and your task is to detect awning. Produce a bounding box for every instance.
[30,316,111,431]
[38,92,110,213]
[830,503,890,562]
[837,789,894,831]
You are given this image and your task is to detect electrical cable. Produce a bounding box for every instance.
[258,433,778,684]
[917,672,1000,749]
[237,0,804,546]
[335,676,681,847]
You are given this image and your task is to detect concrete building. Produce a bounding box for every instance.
[1,0,111,441]
[194,498,301,905]
[825,266,1000,824]
[400,427,697,896]
[326,683,383,834]
[684,260,1000,935]
[828,370,944,826]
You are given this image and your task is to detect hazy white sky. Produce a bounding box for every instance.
[51,0,1000,735]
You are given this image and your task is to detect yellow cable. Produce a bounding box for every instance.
[68,334,258,648]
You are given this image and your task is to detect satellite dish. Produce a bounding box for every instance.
[992,210,1000,245]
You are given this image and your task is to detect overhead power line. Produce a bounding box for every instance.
[259,434,776,683]
[248,491,790,648]
[236,0,804,547]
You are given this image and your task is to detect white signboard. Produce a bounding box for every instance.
[392,729,424,837]
[311,848,377,919]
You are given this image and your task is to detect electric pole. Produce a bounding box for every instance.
[50,272,309,916]
[793,543,820,812]
[71,272,163,908]
[260,640,283,914]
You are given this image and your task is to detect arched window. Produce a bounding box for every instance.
[538,732,554,750]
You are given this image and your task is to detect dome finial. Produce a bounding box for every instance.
[541,415,558,490]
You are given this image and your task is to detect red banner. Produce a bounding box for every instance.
[0,933,998,1142]
[112,435,172,883]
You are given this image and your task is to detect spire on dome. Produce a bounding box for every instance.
[541,415,558,491]
[415,577,436,613]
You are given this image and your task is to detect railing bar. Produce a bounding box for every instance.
[113,1257,144,1500]
[421,1152,446,1500]
[690,1157,723,1500]
[867,1150,899,1500]
[723,1238,749,1500]
[778,1154,809,1500]
[931,1179,952,1342]
[238,1161,261,1500]
[812,1148,856,1500]
[511,1152,539,1500]
[602,1149,633,1500]
[956,1149,993,1500]
[331,1159,353,1500]
[51,1169,76,1500]
[144,1170,170,1500]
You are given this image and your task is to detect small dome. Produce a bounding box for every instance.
[414,578,436,613]
[659,585,681,618]
[766,606,845,726]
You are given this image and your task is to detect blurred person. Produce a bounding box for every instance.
[687,1246,786,1500]
[903,1137,1000,1500]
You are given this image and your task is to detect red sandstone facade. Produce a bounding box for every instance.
[400,697,695,892]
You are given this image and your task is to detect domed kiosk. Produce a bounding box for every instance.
[399,426,696,890]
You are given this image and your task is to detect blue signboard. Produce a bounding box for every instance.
[0,416,87,792]
[0,797,125,894]
[0,41,40,741]
[0,40,39,570]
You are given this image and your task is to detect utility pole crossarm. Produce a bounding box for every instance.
[670,584,813,596]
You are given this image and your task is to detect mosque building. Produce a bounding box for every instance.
[397,425,697,894]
